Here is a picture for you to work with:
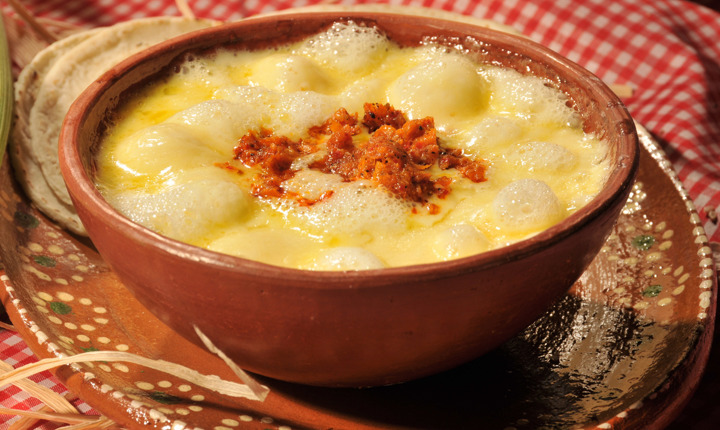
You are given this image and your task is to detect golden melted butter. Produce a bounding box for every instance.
[96,22,610,270]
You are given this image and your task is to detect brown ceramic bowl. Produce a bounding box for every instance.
[59,12,638,387]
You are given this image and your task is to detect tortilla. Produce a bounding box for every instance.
[11,16,214,235]
[10,30,100,235]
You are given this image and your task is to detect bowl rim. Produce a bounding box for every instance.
[59,11,639,287]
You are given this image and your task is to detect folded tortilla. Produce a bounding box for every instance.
[11,16,214,235]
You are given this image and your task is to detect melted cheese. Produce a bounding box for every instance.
[96,22,610,270]
[249,54,333,93]
[387,52,489,127]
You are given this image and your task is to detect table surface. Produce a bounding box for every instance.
[2,0,720,428]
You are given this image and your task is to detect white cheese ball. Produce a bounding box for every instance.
[111,123,221,182]
[432,224,491,261]
[282,170,343,201]
[166,99,261,154]
[249,54,332,93]
[339,76,388,116]
[276,91,339,138]
[303,247,386,271]
[215,86,337,140]
[493,179,564,233]
[174,55,237,90]
[296,21,390,76]
[108,177,252,244]
[463,115,524,153]
[388,54,488,127]
[286,180,409,236]
[485,67,581,127]
[509,141,578,172]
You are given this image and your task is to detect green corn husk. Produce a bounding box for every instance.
[0,17,12,160]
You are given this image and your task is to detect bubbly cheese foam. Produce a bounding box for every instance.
[96,21,611,270]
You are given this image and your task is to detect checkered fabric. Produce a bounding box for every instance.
[0,330,98,429]
[1,0,719,428]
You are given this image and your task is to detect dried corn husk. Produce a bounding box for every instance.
[0,361,99,429]
[0,321,15,331]
[1,14,12,159]
[0,361,77,414]
[0,350,268,401]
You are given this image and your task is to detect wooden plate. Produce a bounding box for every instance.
[0,126,715,429]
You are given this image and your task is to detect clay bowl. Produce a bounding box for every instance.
[58,11,638,388]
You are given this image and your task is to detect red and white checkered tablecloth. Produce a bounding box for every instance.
[2,0,720,428]
[0,330,98,428]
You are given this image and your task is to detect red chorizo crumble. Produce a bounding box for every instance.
[231,103,487,211]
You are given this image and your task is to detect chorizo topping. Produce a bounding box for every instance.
[231,103,487,210]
